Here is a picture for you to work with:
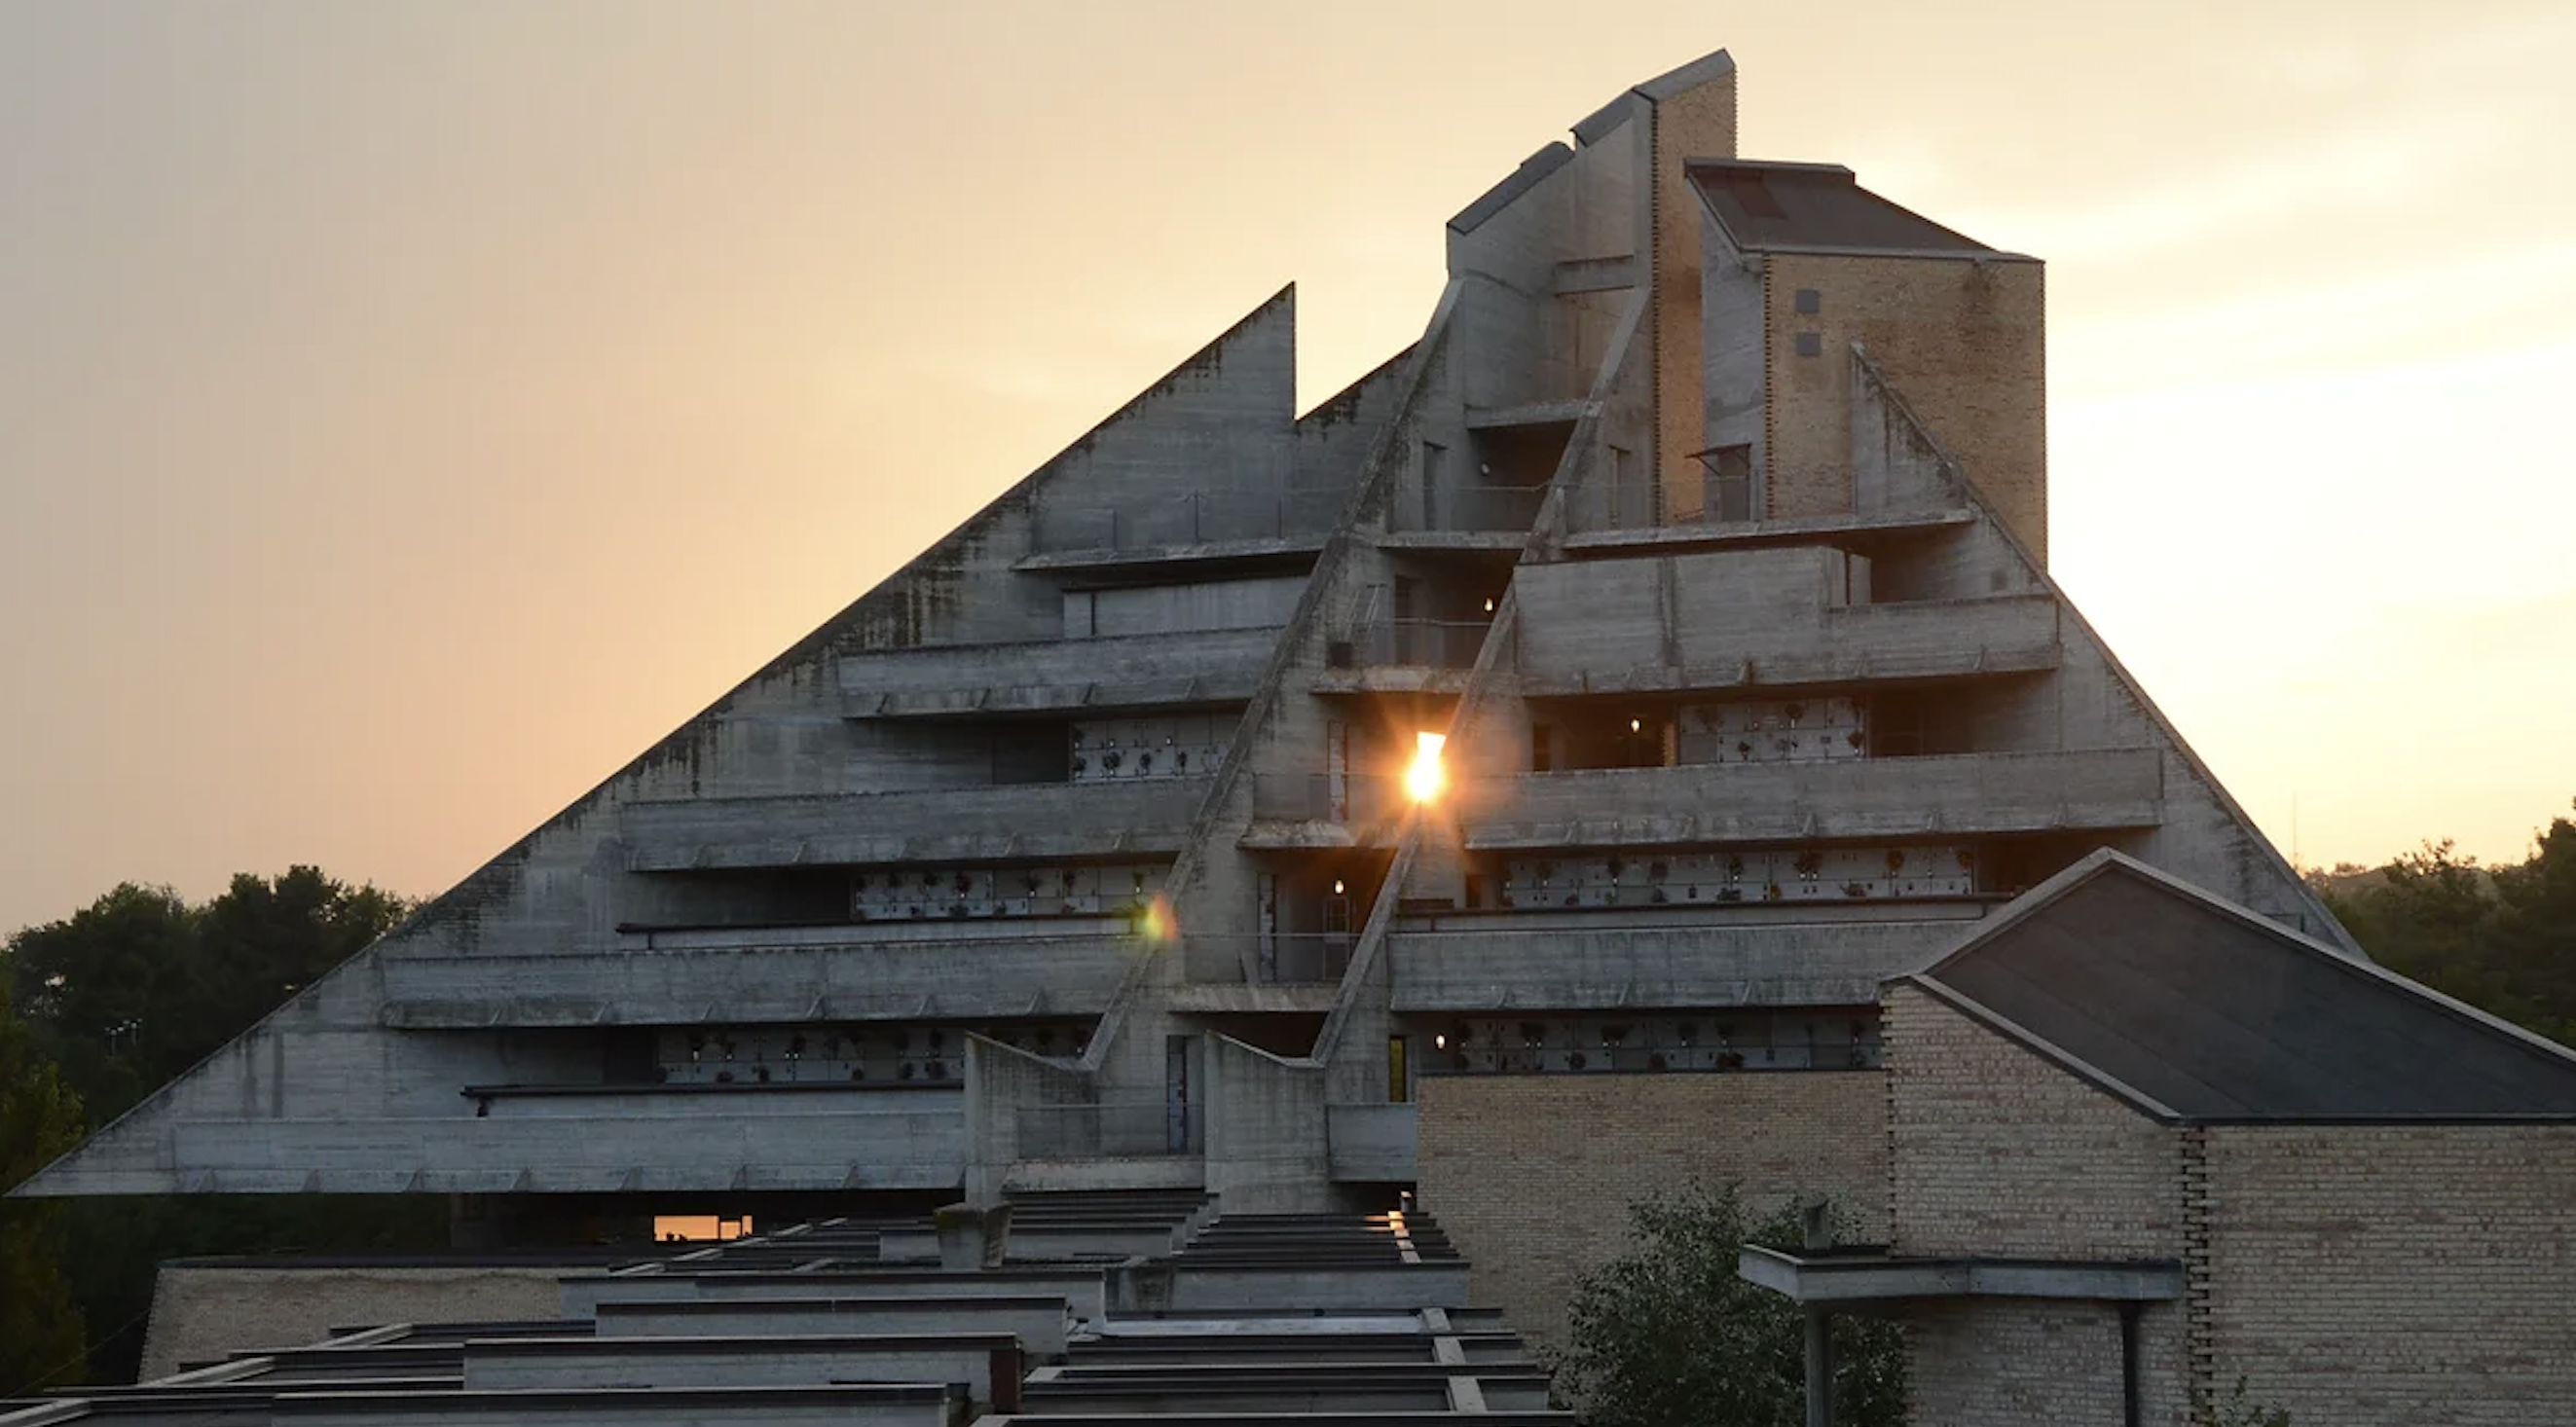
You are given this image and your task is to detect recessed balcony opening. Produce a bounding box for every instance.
[1195,1013,1327,1058]
[601,1018,1096,1088]
[845,710,1241,794]
[1337,571,1508,671]
[1462,844,1990,913]
[1399,423,1565,533]
[616,858,1175,933]
[1420,1008,1884,1075]
[1250,850,1396,983]
[1528,679,2051,770]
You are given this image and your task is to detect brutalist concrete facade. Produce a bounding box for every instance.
[13,51,2343,1226]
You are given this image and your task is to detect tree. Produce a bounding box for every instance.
[2317,807,2576,1047]
[193,867,413,1056]
[2489,803,2576,1043]
[1556,1183,1905,1427]
[6,884,198,1121]
[3,869,428,1384]
[1,978,90,1395]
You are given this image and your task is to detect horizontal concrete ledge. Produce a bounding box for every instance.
[263,1383,953,1427]
[591,1296,1072,1354]
[463,1081,959,1099]
[975,1414,1572,1427]
[562,1267,1105,1318]
[1738,1245,2185,1304]
[1466,399,1586,429]
[1166,984,1341,1014]
[467,1331,1018,1355]
[1012,535,1327,573]
[1560,506,1974,555]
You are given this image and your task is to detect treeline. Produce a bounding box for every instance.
[1,869,447,1394]
[2307,799,2576,1044]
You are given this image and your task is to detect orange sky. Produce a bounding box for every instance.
[3,1,2572,932]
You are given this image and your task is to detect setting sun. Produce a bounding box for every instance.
[1405,732,1448,805]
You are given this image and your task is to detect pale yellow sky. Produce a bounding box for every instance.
[2,1,2571,931]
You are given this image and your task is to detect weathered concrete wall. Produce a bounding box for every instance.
[621,778,1210,870]
[2201,1124,2576,1427]
[1762,252,2045,560]
[1416,1070,1884,1349]
[1460,749,2162,847]
[140,1263,564,1381]
[837,625,1280,715]
[1391,906,1979,1010]
[1513,547,2061,686]
[383,930,1132,1027]
[1699,222,1764,502]
[1203,1035,1332,1212]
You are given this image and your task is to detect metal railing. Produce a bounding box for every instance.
[1248,772,1401,823]
[1177,931,1359,984]
[1388,483,1550,535]
[1336,617,1494,670]
[1266,933,1356,985]
[1033,488,1349,554]
[1014,1100,1201,1157]
[1564,472,1755,532]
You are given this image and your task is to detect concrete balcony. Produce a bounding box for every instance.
[1312,618,1492,696]
[1390,902,1996,1009]
[1020,488,1346,571]
[1456,749,2163,849]
[839,627,1279,717]
[161,1084,967,1194]
[1239,773,1410,849]
[379,921,1138,1027]
[623,777,1214,868]
[1326,1102,1418,1182]
[1519,592,2063,695]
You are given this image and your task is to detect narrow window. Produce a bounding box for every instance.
[1387,1035,1411,1104]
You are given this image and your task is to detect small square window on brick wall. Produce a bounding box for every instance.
[1795,331,1823,358]
[1795,288,1822,314]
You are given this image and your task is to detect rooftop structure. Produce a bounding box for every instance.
[18,49,2341,1257]
[1745,851,2576,1425]
[4,1199,1557,1427]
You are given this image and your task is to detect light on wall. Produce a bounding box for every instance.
[1405,731,1448,804]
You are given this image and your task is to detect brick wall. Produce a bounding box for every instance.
[1650,71,1737,502]
[1885,983,2180,1260]
[139,1263,566,1381]
[1760,252,2045,563]
[1885,982,2194,1424]
[1907,1300,2191,1427]
[2201,1124,2576,1426]
[1415,1070,1883,1349]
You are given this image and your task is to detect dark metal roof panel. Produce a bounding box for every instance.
[1450,143,1576,234]
[1689,161,1995,255]
[1929,866,2576,1119]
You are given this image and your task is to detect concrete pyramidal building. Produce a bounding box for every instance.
[17,51,2346,1234]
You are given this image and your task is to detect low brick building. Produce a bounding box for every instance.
[1747,850,2576,1426]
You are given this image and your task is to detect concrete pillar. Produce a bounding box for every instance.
[1804,1307,1835,1427]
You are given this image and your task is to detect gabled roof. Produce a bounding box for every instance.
[1899,851,2576,1122]
[1689,160,2006,257]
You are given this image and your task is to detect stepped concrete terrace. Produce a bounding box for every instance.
[10,1194,1558,1427]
